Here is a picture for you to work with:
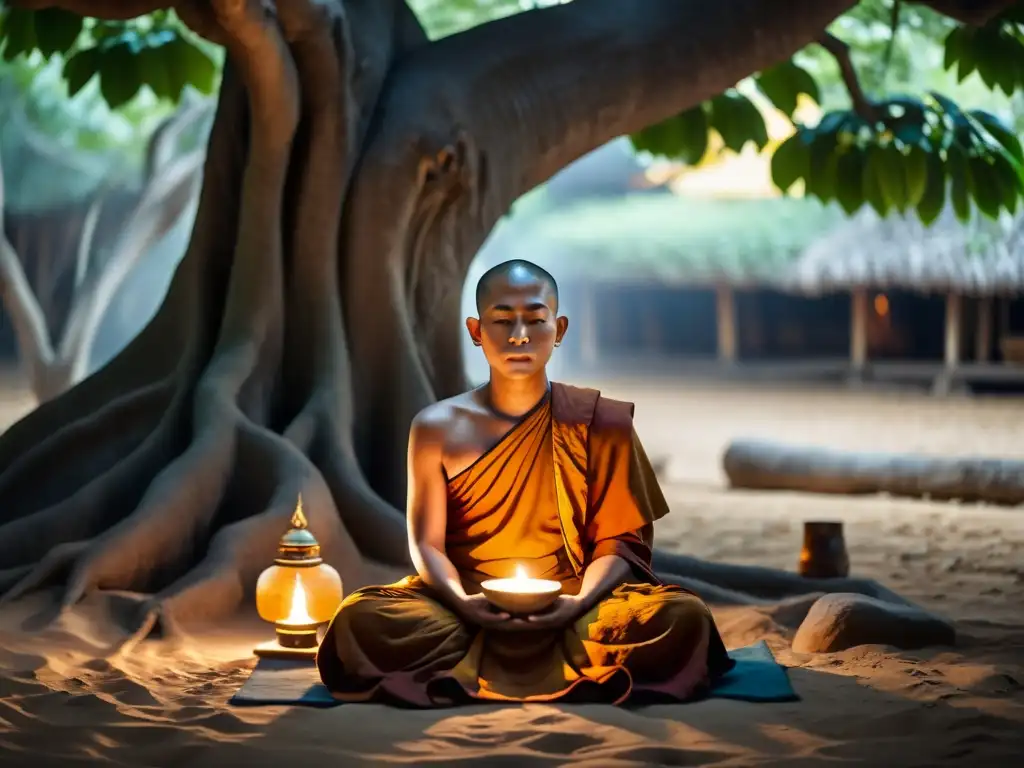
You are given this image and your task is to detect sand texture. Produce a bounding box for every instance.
[0,378,1021,767]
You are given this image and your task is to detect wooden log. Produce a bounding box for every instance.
[722,439,1024,506]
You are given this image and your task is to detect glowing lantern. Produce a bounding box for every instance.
[254,495,343,660]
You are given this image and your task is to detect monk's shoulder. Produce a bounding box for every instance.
[551,381,634,434]
[410,393,477,445]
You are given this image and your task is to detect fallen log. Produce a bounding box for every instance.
[722,439,1024,506]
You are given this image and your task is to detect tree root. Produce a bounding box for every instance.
[0,389,186,567]
[0,378,177,517]
[652,550,916,608]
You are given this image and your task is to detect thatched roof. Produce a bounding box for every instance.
[789,204,1021,296]
[527,195,841,288]
[515,191,1024,297]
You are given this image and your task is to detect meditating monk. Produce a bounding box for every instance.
[316,259,734,706]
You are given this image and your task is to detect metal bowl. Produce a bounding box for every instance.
[479,577,562,615]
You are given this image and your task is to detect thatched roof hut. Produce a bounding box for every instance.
[527,195,842,288]
[519,191,1024,302]
[788,205,1021,297]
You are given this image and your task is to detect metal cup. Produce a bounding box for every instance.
[798,521,850,579]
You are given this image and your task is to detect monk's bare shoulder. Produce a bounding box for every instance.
[409,390,485,448]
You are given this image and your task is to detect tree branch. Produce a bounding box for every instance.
[10,0,227,45]
[66,100,213,350]
[914,0,1020,26]
[0,154,57,398]
[72,191,104,292]
[144,95,213,179]
[56,148,205,370]
[408,0,858,217]
[817,31,882,123]
[10,0,167,18]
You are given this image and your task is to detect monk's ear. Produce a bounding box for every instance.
[555,315,569,344]
[466,317,482,346]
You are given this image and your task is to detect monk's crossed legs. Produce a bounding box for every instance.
[322,577,714,685]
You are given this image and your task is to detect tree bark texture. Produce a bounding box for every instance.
[724,439,1024,506]
[1,0,956,647]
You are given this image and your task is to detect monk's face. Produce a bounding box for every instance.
[467,274,568,379]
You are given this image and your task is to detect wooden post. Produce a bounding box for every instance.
[716,284,737,364]
[850,289,868,374]
[945,293,962,369]
[976,296,993,363]
[578,281,598,369]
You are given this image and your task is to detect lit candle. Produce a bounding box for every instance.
[480,564,561,614]
[281,572,316,626]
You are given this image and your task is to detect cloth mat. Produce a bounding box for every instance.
[229,640,797,707]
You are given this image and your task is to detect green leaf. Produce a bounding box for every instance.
[815,110,852,137]
[709,92,768,153]
[834,148,865,215]
[929,91,963,120]
[875,144,909,212]
[674,106,710,165]
[33,8,82,57]
[916,152,946,226]
[942,27,963,72]
[169,36,217,94]
[770,132,810,193]
[989,153,1022,215]
[968,109,1024,166]
[863,145,892,217]
[630,120,674,155]
[991,30,1022,95]
[971,30,1000,90]
[968,157,1003,220]
[891,117,929,152]
[806,136,839,203]
[1,7,36,61]
[755,59,819,116]
[904,145,930,208]
[629,105,709,165]
[62,47,99,97]
[137,45,175,101]
[98,42,142,109]
[947,145,971,222]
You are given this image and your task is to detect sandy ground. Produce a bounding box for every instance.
[0,376,1022,767]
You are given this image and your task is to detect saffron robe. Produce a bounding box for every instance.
[316,382,734,706]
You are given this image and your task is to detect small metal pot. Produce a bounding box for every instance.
[799,521,850,579]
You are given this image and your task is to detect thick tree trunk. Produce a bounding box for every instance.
[0,0,942,648]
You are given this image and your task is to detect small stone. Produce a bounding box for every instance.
[940,556,965,573]
[791,593,956,654]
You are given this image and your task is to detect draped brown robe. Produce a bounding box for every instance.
[316,383,733,706]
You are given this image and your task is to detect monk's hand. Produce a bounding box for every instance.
[521,595,585,630]
[457,593,512,627]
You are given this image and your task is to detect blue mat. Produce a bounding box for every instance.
[229,640,797,707]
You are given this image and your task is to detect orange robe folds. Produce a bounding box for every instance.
[316,383,734,706]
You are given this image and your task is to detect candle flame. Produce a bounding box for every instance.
[514,564,528,581]
[283,573,315,625]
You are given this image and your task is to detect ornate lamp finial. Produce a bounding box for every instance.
[275,494,320,565]
[291,494,308,530]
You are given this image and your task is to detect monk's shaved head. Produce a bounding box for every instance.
[475,259,559,314]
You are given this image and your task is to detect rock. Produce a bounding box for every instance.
[791,593,956,653]
[760,592,825,630]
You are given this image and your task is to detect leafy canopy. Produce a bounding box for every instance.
[1,0,1023,224]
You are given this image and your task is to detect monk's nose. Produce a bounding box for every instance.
[509,321,529,345]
